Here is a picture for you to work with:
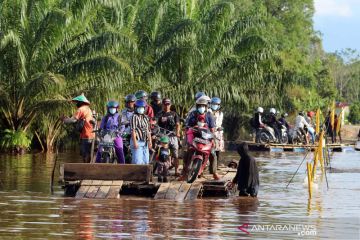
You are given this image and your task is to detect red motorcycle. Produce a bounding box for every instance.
[186,127,214,183]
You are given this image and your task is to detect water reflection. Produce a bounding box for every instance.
[0,151,359,238]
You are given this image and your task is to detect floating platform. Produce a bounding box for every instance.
[226,141,355,153]
[61,163,239,200]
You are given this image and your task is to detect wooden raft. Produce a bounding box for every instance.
[154,168,237,200]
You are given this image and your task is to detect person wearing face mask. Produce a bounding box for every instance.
[63,94,95,163]
[180,97,220,180]
[130,99,152,164]
[95,100,125,164]
[210,97,224,168]
[150,91,163,116]
[135,90,155,124]
[120,94,136,162]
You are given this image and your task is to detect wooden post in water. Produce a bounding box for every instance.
[307,162,312,199]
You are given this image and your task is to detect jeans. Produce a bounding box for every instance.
[307,127,315,144]
[95,136,125,164]
[130,139,149,164]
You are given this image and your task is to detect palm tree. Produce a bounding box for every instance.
[0,0,134,151]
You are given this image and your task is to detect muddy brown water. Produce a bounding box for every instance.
[0,151,359,239]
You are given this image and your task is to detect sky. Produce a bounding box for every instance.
[314,0,360,53]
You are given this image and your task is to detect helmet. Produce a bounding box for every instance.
[195,91,205,100]
[198,95,211,103]
[162,98,171,105]
[307,111,315,117]
[269,108,276,114]
[257,107,264,113]
[211,97,221,105]
[106,100,119,108]
[196,97,208,105]
[282,113,288,118]
[159,135,169,143]
[135,90,148,100]
[150,91,161,100]
[135,99,147,108]
[125,94,136,103]
[72,93,90,104]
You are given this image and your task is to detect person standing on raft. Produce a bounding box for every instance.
[230,142,259,197]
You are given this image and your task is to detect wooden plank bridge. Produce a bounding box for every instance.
[61,163,238,200]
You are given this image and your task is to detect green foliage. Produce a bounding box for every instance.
[348,102,360,124]
[0,129,32,151]
[0,0,353,150]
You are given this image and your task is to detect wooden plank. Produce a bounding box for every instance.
[106,180,123,199]
[85,185,100,198]
[175,182,192,201]
[64,164,152,182]
[75,185,90,199]
[165,182,182,200]
[95,185,111,199]
[112,180,123,186]
[154,182,171,199]
[185,182,202,200]
[102,181,113,186]
[81,180,94,186]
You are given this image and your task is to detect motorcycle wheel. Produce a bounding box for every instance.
[187,158,202,183]
[281,134,288,144]
[259,131,270,144]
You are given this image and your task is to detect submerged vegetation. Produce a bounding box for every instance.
[0,0,359,152]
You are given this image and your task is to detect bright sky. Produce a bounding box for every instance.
[314,0,360,53]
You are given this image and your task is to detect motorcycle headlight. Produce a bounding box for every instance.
[201,131,213,140]
[103,134,112,143]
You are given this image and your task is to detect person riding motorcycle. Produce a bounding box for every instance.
[95,100,125,164]
[210,97,224,172]
[264,108,281,142]
[156,98,181,176]
[252,107,265,140]
[120,94,136,162]
[294,111,310,144]
[306,111,316,144]
[150,91,163,116]
[278,113,290,130]
[181,97,220,180]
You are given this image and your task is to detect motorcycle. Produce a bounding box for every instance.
[96,129,119,163]
[150,126,174,175]
[291,126,308,145]
[257,125,288,144]
[186,127,214,183]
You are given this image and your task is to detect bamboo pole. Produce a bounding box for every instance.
[307,162,312,199]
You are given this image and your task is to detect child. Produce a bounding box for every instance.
[156,135,171,182]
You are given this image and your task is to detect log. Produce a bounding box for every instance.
[107,181,123,199]
[63,163,152,182]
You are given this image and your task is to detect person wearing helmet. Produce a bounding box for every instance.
[156,98,181,176]
[95,100,125,164]
[294,111,310,144]
[63,94,95,162]
[210,97,224,173]
[155,135,171,182]
[278,113,290,130]
[181,97,220,180]
[251,107,265,143]
[264,108,281,142]
[150,91,162,115]
[120,94,137,162]
[135,90,155,124]
[130,99,152,164]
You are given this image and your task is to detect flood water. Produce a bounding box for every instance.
[0,150,359,239]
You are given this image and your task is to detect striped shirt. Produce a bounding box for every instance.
[130,114,150,141]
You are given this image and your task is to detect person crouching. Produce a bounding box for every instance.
[156,136,171,182]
